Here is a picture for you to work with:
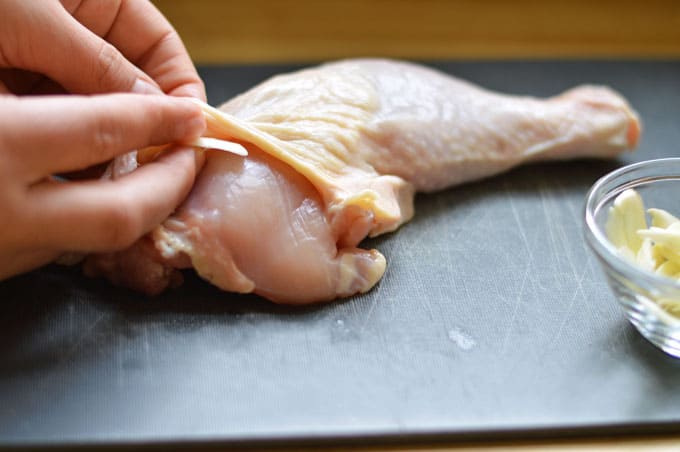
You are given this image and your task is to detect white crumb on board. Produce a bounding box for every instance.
[448,328,476,351]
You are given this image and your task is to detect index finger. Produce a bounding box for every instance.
[67,0,206,101]
[0,94,205,181]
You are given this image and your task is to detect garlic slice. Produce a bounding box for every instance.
[606,190,680,320]
[186,99,249,156]
[188,136,248,156]
[606,188,680,281]
[649,208,680,228]
[605,188,647,255]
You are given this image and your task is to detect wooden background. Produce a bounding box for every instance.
[153,0,680,64]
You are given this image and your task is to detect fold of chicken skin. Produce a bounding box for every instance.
[85,59,640,304]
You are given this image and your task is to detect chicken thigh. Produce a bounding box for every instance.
[85,59,640,304]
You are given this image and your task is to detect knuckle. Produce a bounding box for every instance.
[94,42,125,90]
[91,116,125,157]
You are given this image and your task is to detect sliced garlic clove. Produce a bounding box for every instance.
[636,237,657,271]
[188,137,248,156]
[606,188,647,254]
[648,208,680,229]
[605,205,628,250]
[638,227,680,250]
[656,260,680,278]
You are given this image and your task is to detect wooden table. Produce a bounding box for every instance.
[153,0,680,63]
[254,436,680,451]
[150,1,680,450]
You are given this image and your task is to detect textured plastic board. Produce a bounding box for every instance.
[2,61,680,447]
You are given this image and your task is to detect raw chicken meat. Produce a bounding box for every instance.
[85,59,641,304]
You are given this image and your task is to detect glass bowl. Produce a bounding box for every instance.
[585,158,680,357]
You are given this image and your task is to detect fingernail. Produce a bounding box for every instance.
[178,85,207,102]
[131,77,162,95]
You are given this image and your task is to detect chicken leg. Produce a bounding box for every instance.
[85,59,640,304]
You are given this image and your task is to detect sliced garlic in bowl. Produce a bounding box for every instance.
[584,158,680,356]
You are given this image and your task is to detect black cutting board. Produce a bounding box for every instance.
[2,61,680,448]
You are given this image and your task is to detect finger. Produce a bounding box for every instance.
[0,94,205,180]
[0,248,60,281]
[69,0,206,100]
[3,1,161,95]
[26,146,196,252]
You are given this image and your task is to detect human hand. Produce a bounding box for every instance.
[0,0,205,100]
[0,94,206,280]
[0,0,209,279]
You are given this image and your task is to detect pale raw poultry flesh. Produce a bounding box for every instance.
[85,59,641,304]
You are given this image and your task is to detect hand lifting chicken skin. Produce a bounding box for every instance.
[84,59,641,304]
